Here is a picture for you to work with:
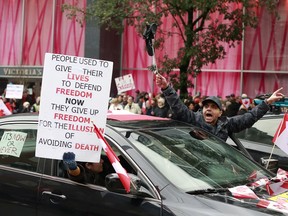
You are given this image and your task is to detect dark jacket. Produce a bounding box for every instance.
[152,104,171,118]
[162,86,270,141]
[67,164,105,186]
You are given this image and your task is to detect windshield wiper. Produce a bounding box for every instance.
[187,188,229,195]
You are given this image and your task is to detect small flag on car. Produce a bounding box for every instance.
[257,199,288,214]
[272,113,288,155]
[228,185,259,199]
[266,180,288,196]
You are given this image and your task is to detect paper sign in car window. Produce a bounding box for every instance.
[0,131,27,157]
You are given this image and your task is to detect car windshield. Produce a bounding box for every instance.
[123,126,273,192]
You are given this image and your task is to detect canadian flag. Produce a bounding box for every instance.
[249,177,269,188]
[272,113,288,155]
[266,180,288,196]
[241,98,251,109]
[0,99,11,116]
[92,123,131,193]
[275,168,288,181]
[257,199,288,214]
[228,185,259,199]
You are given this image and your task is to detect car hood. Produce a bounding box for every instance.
[198,193,283,215]
[161,183,287,215]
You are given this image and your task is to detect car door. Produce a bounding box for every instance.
[37,146,162,216]
[0,125,43,216]
[38,175,162,216]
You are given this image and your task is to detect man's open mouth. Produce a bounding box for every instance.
[205,113,213,117]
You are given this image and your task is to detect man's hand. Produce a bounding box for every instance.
[266,87,285,105]
[63,152,78,170]
[155,74,169,89]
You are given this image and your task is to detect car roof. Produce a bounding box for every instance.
[0,112,190,130]
[260,113,284,119]
[106,111,169,121]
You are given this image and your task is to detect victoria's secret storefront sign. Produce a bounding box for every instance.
[0,67,43,78]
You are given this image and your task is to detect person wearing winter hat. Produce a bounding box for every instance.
[155,73,284,141]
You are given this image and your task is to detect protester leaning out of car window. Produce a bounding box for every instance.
[62,152,106,186]
[155,74,284,142]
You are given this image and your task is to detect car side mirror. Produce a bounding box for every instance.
[105,173,154,198]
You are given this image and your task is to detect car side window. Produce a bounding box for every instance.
[54,137,136,183]
[0,128,38,172]
[105,137,136,175]
[51,134,157,198]
[235,127,274,145]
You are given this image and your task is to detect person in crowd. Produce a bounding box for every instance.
[193,96,202,112]
[20,101,31,113]
[109,98,124,111]
[134,89,141,103]
[124,96,141,114]
[147,98,157,116]
[31,96,40,112]
[62,152,105,186]
[14,89,35,113]
[225,93,241,117]
[155,73,284,141]
[145,100,153,116]
[184,99,196,111]
[121,94,128,108]
[116,94,124,106]
[137,92,150,114]
[152,97,172,118]
[22,89,36,106]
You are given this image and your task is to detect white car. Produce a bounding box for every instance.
[227,114,288,173]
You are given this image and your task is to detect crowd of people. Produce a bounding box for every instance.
[0,88,41,116]
[0,81,283,121]
[108,87,274,119]
[108,90,173,118]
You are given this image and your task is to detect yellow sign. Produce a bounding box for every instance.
[269,192,288,203]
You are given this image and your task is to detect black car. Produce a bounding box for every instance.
[0,113,286,215]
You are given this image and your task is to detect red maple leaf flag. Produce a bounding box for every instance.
[92,122,131,193]
[272,113,288,155]
[228,185,259,199]
[241,98,251,109]
[257,199,288,214]
[266,180,288,196]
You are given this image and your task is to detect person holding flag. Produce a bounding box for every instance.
[62,121,132,193]
[156,73,284,141]
[62,152,107,186]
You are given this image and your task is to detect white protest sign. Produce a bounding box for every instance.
[5,84,24,99]
[36,53,113,163]
[0,131,27,157]
[115,74,135,93]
